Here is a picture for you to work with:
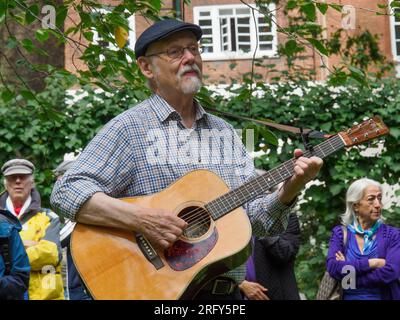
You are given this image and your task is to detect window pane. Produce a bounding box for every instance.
[201,37,213,45]
[396,25,400,39]
[219,9,233,16]
[199,19,212,26]
[230,18,237,51]
[259,35,273,42]
[203,46,213,53]
[259,25,271,33]
[395,8,400,22]
[238,26,250,33]
[236,8,249,15]
[238,36,250,42]
[202,28,212,35]
[199,11,210,16]
[258,17,266,24]
[397,41,400,55]
[239,44,251,52]
[223,45,229,51]
[260,43,273,50]
[237,17,250,24]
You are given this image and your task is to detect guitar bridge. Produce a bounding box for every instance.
[135,233,164,270]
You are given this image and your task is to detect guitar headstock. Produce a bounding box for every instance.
[338,116,389,147]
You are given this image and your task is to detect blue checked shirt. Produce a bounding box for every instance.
[51,94,295,284]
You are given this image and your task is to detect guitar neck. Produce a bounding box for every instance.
[205,134,345,220]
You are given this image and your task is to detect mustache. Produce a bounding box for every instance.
[177,64,201,77]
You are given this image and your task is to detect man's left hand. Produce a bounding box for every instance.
[279,149,323,205]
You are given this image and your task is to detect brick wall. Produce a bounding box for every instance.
[64,0,396,83]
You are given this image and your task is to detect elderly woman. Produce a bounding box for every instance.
[326,178,400,300]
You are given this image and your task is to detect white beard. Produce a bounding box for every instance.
[177,64,202,94]
[180,76,202,94]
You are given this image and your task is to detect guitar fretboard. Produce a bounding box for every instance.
[205,134,345,220]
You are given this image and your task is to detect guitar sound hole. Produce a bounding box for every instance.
[178,206,211,239]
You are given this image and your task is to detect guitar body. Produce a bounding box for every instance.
[71,169,252,300]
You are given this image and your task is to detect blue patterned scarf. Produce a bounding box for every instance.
[348,219,382,255]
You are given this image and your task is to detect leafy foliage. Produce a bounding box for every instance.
[208,79,400,299]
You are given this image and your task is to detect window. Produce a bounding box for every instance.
[193,3,277,60]
[91,8,136,52]
[390,4,400,76]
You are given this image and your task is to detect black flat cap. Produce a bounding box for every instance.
[135,19,202,59]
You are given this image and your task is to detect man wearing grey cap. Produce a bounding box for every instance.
[0,159,64,300]
[51,19,322,299]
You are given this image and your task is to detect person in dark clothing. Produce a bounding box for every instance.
[240,212,301,300]
[0,209,30,299]
[55,160,91,300]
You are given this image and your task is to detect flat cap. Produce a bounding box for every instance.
[53,160,74,176]
[1,159,35,176]
[135,19,202,59]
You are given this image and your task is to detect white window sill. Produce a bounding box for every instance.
[202,53,279,61]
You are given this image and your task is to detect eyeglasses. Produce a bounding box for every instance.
[146,45,203,61]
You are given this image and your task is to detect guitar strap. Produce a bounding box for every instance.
[204,106,333,139]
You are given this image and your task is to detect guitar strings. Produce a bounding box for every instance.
[181,136,344,233]
[179,136,344,235]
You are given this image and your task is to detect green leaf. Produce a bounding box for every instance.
[329,184,342,196]
[390,127,400,139]
[35,29,49,43]
[21,39,35,52]
[286,0,297,10]
[0,2,6,23]
[83,31,94,42]
[329,3,343,12]
[301,3,316,21]
[283,39,302,56]
[391,1,400,8]
[316,3,328,15]
[307,38,329,56]
[20,90,36,101]
[259,127,278,146]
[25,4,39,25]
[1,90,15,103]
[320,122,332,132]
[56,5,68,29]
[6,37,18,49]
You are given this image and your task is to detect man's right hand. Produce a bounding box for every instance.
[239,280,270,300]
[135,207,188,249]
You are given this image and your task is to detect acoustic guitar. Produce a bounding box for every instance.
[71,116,389,299]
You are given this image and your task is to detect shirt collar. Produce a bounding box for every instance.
[148,94,208,124]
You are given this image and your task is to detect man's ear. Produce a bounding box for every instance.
[353,203,359,213]
[137,56,154,79]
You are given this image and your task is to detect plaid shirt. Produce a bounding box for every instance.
[51,94,294,284]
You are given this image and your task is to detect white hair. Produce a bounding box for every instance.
[340,178,383,226]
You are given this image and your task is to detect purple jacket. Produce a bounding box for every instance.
[327,224,400,300]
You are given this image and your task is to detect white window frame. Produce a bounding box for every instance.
[193,3,278,61]
[91,8,136,53]
[389,1,400,76]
